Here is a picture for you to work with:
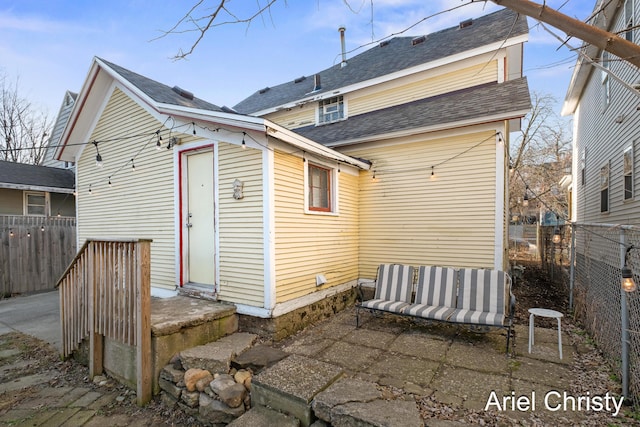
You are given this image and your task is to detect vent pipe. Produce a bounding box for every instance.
[313,74,322,91]
[339,26,347,68]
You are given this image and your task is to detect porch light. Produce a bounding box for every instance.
[622,266,637,292]
[552,228,562,244]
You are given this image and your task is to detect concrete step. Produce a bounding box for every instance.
[227,405,301,427]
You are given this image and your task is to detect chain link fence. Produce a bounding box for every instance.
[569,223,640,405]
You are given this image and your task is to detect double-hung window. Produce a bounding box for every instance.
[600,162,610,213]
[25,191,47,216]
[624,146,634,200]
[308,163,332,212]
[626,0,635,42]
[318,96,344,125]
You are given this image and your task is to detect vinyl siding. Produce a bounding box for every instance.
[76,88,177,290]
[273,151,359,303]
[217,142,265,306]
[265,61,498,130]
[342,130,498,279]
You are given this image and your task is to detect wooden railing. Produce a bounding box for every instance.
[56,239,152,405]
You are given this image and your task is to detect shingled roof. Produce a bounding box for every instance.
[234,8,527,114]
[0,160,75,191]
[293,77,531,146]
[98,58,224,112]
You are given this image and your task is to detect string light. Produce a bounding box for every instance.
[131,159,136,171]
[88,184,92,195]
[372,170,377,181]
[622,246,637,292]
[241,132,246,149]
[430,166,435,180]
[156,130,162,150]
[108,177,112,188]
[41,225,45,232]
[9,229,13,238]
[93,141,103,168]
[192,122,197,135]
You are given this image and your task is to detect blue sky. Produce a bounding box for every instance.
[0,1,594,119]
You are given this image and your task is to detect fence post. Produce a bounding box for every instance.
[569,223,576,311]
[620,228,630,400]
[136,240,151,406]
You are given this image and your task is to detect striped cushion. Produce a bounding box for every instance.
[414,266,457,307]
[361,299,409,314]
[373,264,414,303]
[404,303,454,320]
[448,268,507,326]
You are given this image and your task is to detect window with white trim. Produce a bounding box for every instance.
[581,148,586,186]
[626,0,635,42]
[317,96,344,125]
[600,162,610,213]
[308,163,332,212]
[24,191,47,216]
[624,145,634,200]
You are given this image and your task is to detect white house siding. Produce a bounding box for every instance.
[273,150,359,303]
[341,129,499,279]
[76,88,177,290]
[217,142,265,306]
[266,61,498,131]
[572,40,640,226]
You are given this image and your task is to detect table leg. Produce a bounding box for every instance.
[557,317,562,359]
[528,313,534,354]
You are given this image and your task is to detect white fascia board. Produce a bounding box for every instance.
[324,109,531,148]
[157,104,266,132]
[265,120,370,170]
[253,34,528,116]
[0,183,75,194]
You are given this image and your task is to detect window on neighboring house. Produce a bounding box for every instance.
[600,162,610,213]
[318,96,345,125]
[581,149,586,186]
[624,145,634,200]
[626,0,635,42]
[25,191,47,216]
[308,163,333,212]
[602,50,610,109]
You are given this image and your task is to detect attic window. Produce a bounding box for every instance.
[259,87,270,94]
[411,36,426,46]
[294,76,306,83]
[318,96,345,125]
[459,19,473,29]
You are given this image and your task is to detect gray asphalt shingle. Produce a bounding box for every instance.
[0,160,75,190]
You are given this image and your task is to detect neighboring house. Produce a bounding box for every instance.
[0,160,75,217]
[234,7,530,278]
[55,7,530,330]
[563,0,640,225]
[41,90,77,170]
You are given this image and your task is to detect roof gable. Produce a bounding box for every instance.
[234,8,527,115]
[0,160,75,191]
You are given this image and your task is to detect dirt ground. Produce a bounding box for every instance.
[1,263,639,426]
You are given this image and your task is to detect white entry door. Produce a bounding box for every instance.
[186,151,215,286]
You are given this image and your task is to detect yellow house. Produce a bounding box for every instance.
[57,7,530,336]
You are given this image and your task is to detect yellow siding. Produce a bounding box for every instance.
[264,62,497,130]
[342,130,498,279]
[217,143,265,306]
[76,88,177,290]
[273,151,359,303]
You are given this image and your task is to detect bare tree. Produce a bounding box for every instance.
[0,73,52,165]
[510,92,572,222]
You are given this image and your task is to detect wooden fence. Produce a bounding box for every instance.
[57,239,152,405]
[0,215,76,296]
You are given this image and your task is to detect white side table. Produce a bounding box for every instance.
[528,308,564,359]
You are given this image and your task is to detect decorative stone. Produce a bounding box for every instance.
[184,368,212,392]
[170,353,183,370]
[218,383,247,408]
[159,377,182,399]
[181,390,200,408]
[199,394,245,424]
[161,364,185,384]
[210,374,236,395]
[232,344,289,371]
[195,374,214,392]
[181,333,257,374]
[161,391,178,409]
[234,369,252,387]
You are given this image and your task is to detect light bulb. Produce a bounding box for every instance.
[622,266,637,292]
[96,154,103,168]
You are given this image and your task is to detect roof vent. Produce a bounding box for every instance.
[411,36,426,46]
[172,86,194,100]
[259,87,270,94]
[313,74,321,91]
[379,40,390,48]
[294,76,306,84]
[459,19,473,29]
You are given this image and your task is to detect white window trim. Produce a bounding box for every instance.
[24,191,49,216]
[316,96,347,126]
[624,144,634,201]
[303,157,339,216]
[600,161,610,213]
[602,51,610,110]
[626,0,635,42]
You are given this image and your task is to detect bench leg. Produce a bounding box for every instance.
[557,317,563,360]
[506,324,512,354]
[356,306,360,328]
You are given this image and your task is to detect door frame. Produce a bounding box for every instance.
[178,144,216,287]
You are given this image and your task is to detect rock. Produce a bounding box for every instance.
[181,333,257,374]
[331,399,422,427]
[161,364,185,384]
[170,353,183,370]
[232,344,289,372]
[181,390,200,408]
[234,369,252,387]
[210,374,236,395]
[161,391,178,409]
[184,368,212,392]
[244,376,252,392]
[312,378,382,422]
[227,405,299,427]
[92,375,107,384]
[218,383,247,408]
[159,377,182,399]
[195,374,214,392]
[199,394,245,424]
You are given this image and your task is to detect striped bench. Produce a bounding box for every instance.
[356,264,515,353]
